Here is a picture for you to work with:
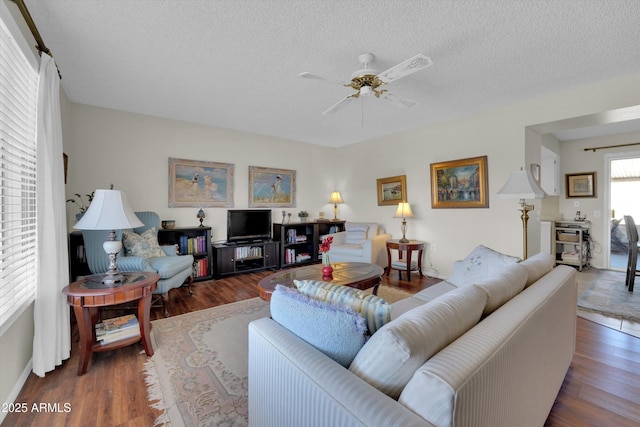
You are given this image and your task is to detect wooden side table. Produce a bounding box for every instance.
[62,272,159,375]
[386,239,425,282]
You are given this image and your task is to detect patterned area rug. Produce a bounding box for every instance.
[578,269,640,322]
[144,285,412,426]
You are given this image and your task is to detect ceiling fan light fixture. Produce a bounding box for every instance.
[360,85,372,97]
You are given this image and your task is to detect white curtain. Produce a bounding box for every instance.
[33,53,70,377]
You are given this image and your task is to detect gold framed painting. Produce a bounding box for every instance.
[566,172,596,198]
[168,157,234,207]
[376,175,407,206]
[430,155,489,208]
[249,166,296,208]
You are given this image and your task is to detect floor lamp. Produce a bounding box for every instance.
[497,169,545,259]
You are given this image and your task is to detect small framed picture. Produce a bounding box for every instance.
[566,172,596,198]
[376,175,407,206]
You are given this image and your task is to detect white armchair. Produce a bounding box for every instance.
[328,222,391,268]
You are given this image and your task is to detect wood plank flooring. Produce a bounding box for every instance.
[2,269,639,427]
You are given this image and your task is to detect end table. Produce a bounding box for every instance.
[386,239,425,282]
[62,271,159,375]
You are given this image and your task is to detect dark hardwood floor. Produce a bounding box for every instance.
[2,270,639,426]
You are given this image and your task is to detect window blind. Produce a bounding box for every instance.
[0,17,38,332]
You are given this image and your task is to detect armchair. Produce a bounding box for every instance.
[81,211,194,316]
[327,222,391,268]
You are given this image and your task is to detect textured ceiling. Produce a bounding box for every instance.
[23,0,640,147]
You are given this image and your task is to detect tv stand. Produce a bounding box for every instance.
[212,240,279,278]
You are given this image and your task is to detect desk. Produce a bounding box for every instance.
[62,272,159,375]
[257,262,383,301]
[386,239,425,282]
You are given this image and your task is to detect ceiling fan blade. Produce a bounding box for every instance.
[322,95,356,115]
[380,91,419,109]
[298,72,345,85]
[376,54,433,84]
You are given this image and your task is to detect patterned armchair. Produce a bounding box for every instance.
[81,211,194,316]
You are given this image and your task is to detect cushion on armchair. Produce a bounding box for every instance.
[122,227,166,258]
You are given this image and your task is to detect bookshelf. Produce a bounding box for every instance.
[212,240,279,278]
[157,226,212,281]
[273,220,345,268]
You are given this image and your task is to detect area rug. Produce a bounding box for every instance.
[577,269,640,322]
[144,285,412,426]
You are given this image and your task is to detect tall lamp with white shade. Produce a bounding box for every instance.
[74,188,143,285]
[497,169,546,259]
[393,202,414,243]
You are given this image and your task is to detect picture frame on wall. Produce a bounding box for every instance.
[376,175,407,206]
[168,157,234,207]
[249,166,296,208]
[566,172,596,198]
[430,155,489,208]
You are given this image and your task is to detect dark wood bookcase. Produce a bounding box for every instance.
[273,220,345,269]
[212,240,279,278]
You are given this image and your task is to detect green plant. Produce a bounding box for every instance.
[66,191,94,213]
[297,210,309,217]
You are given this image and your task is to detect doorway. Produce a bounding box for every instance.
[608,155,640,270]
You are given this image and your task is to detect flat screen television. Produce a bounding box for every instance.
[226,209,272,243]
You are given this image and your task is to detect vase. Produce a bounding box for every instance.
[321,252,333,279]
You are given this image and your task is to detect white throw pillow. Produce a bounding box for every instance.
[348,285,488,399]
[345,223,370,244]
[447,245,520,287]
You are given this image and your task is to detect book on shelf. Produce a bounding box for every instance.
[95,314,140,343]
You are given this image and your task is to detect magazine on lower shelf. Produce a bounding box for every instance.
[96,314,140,343]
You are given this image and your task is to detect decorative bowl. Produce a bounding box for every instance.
[161,220,176,229]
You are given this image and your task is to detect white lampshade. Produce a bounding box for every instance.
[328,191,344,204]
[393,202,415,219]
[497,170,546,200]
[74,189,143,230]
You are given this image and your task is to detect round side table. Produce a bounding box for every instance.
[62,272,159,375]
[385,239,425,282]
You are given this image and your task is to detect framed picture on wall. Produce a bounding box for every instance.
[248,166,296,208]
[430,155,489,208]
[168,157,234,207]
[376,175,407,206]
[566,172,596,198]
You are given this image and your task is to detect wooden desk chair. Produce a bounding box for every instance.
[623,215,639,292]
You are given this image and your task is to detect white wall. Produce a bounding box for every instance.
[64,104,339,241]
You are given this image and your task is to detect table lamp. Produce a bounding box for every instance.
[329,191,343,221]
[497,168,545,259]
[197,208,205,227]
[393,202,414,243]
[74,188,143,285]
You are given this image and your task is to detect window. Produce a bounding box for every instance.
[0,16,38,333]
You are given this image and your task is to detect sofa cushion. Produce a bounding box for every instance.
[447,245,520,287]
[348,285,488,399]
[390,281,458,319]
[122,227,166,258]
[520,252,555,287]
[270,285,367,367]
[473,263,528,315]
[294,280,391,334]
[345,223,370,244]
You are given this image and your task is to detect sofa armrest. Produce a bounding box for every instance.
[248,317,433,427]
[118,256,155,272]
[161,245,178,256]
[329,230,347,245]
[369,233,392,267]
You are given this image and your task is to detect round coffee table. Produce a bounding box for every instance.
[258,262,384,301]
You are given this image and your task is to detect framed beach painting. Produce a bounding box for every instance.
[430,155,489,208]
[168,158,234,207]
[376,175,407,206]
[249,166,296,208]
[566,172,596,198]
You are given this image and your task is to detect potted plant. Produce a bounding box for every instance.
[297,210,309,223]
[67,191,94,220]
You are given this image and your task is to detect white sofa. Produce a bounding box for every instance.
[327,222,391,268]
[248,252,577,427]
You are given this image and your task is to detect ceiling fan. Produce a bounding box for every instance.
[299,52,433,115]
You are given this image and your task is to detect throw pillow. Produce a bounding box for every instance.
[270,285,368,367]
[519,252,555,287]
[348,285,488,399]
[294,280,391,334]
[446,245,520,287]
[345,223,370,244]
[122,227,166,258]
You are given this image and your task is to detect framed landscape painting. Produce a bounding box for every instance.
[376,175,407,206]
[430,155,489,208]
[168,158,234,207]
[249,166,296,208]
[566,172,596,198]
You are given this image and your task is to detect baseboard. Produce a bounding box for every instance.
[0,357,32,425]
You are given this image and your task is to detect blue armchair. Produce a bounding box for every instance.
[82,211,194,316]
